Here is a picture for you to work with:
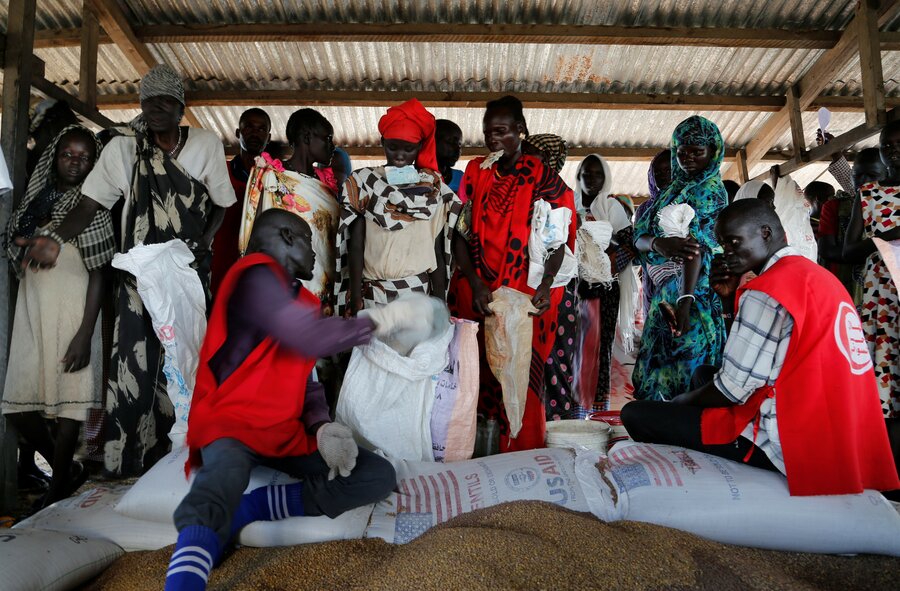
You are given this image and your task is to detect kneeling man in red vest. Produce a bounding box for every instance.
[165,209,429,591]
[622,199,899,497]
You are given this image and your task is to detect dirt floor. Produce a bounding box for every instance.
[83,501,898,591]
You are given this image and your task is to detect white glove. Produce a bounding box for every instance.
[361,293,435,339]
[316,422,358,480]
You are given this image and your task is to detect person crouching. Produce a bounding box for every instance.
[164,209,430,590]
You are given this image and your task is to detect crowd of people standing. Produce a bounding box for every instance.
[2,64,898,518]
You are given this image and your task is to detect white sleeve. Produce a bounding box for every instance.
[81,136,134,209]
[194,131,235,208]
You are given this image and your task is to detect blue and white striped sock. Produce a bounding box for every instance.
[229,482,304,539]
[164,525,220,591]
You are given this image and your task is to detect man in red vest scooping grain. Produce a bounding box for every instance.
[164,209,439,591]
[622,198,899,497]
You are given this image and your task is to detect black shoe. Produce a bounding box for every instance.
[16,470,50,492]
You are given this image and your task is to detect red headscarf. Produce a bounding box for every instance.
[378,98,439,172]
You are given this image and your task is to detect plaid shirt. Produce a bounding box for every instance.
[713,247,799,474]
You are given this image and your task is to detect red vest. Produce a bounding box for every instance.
[186,253,318,474]
[702,255,899,496]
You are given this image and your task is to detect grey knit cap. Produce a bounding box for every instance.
[140,64,185,105]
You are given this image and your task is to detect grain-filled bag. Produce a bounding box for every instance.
[367,447,590,544]
[0,528,123,591]
[112,240,207,447]
[576,441,900,556]
[15,486,177,551]
[113,446,374,547]
[485,287,537,439]
[430,319,480,462]
[337,327,454,461]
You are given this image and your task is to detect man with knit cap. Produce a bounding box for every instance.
[164,209,422,591]
[19,64,234,477]
[335,98,463,316]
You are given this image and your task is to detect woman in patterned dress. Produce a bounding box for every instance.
[844,121,900,417]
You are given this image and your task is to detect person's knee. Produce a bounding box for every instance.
[620,401,646,439]
[690,365,720,390]
[356,451,397,501]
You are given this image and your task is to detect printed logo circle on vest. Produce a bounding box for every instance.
[833,302,872,375]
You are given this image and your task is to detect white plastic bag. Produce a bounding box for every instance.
[337,327,454,461]
[485,288,536,439]
[656,203,695,238]
[112,240,207,447]
[576,220,614,285]
[774,176,818,262]
[576,441,900,556]
[113,447,374,547]
[366,448,590,544]
[0,528,123,591]
[527,199,577,288]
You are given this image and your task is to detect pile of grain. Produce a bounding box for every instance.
[84,501,898,591]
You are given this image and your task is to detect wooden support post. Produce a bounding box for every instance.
[786,86,809,162]
[79,2,100,109]
[0,0,36,518]
[735,149,750,183]
[858,0,887,127]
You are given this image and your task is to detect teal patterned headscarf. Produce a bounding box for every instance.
[634,115,727,262]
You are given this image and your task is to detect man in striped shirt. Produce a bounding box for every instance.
[622,199,899,496]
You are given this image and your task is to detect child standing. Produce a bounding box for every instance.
[3,126,114,509]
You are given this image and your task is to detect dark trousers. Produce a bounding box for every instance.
[621,365,777,472]
[173,438,396,545]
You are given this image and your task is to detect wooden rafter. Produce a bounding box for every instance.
[85,0,202,128]
[79,3,100,109]
[724,0,900,179]
[33,23,847,50]
[90,89,900,113]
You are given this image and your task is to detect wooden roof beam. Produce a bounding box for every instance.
[85,0,202,128]
[91,89,900,112]
[34,23,847,49]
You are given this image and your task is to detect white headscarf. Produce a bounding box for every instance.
[576,154,639,351]
[734,180,768,201]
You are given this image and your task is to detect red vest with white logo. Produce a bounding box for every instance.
[701,255,899,496]
[186,253,318,474]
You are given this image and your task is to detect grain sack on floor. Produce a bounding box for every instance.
[112,446,374,547]
[1,528,123,591]
[576,441,900,556]
[337,327,453,461]
[430,319,479,462]
[83,501,900,591]
[14,486,177,551]
[367,447,589,543]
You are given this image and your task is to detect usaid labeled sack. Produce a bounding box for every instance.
[337,327,454,461]
[15,486,178,551]
[0,528,123,591]
[576,441,900,556]
[113,447,373,547]
[367,448,590,544]
[112,240,207,447]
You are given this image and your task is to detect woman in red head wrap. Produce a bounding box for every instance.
[448,96,577,452]
[335,99,462,315]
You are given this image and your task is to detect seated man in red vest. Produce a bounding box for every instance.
[164,209,433,591]
[622,199,899,497]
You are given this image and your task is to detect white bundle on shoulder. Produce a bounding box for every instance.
[657,203,696,238]
[774,175,818,262]
[527,199,577,289]
[576,220,614,285]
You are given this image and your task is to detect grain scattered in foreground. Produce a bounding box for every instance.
[84,501,899,591]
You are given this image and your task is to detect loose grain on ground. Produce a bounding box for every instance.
[83,501,899,591]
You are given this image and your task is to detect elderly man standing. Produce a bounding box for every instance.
[19,65,234,476]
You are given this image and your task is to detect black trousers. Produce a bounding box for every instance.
[173,437,397,545]
[621,365,777,472]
